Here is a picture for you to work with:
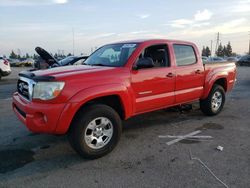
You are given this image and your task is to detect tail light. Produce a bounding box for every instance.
[3,59,9,66]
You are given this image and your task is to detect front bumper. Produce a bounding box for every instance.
[1,70,11,76]
[12,92,68,134]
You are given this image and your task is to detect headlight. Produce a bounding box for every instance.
[33,82,65,100]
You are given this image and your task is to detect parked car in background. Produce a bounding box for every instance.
[34,47,88,69]
[22,58,35,67]
[9,59,20,67]
[34,47,59,69]
[207,56,226,63]
[58,56,88,66]
[9,58,34,67]
[202,56,208,63]
[0,57,11,80]
[237,55,250,66]
[226,57,239,62]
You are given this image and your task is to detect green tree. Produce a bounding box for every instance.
[202,46,211,57]
[231,52,237,56]
[223,46,227,57]
[201,46,206,56]
[25,53,30,58]
[54,53,58,59]
[205,46,211,57]
[226,42,232,57]
[33,54,39,59]
[67,53,72,56]
[9,50,17,59]
[216,43,224,57]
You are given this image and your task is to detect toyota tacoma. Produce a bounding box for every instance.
[13,39,236,159]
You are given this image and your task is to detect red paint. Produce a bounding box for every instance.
[12,39,236,134]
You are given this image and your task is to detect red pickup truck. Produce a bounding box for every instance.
[13,39,236,159]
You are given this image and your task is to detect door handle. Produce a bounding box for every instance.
[195,69,202,74]
[166,73,175,78]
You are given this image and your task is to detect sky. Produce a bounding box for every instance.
[0,0,250,56]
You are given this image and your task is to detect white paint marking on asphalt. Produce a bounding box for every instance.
[162,130,202,145]
[159,135,212,139]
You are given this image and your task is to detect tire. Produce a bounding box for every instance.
[68,104,122,159]
[200,84,225,116]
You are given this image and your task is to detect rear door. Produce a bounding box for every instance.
[173,44,204,103]
[131,44,175,114]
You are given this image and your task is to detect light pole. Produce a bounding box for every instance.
[72,27,75,56]
[210,40,213,57]
[248,31,250,55]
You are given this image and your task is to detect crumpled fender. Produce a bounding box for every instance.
[55,83,132,134]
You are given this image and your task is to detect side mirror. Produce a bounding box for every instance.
[135,57,154,69]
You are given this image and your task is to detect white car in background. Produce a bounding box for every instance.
[0,57,11,80]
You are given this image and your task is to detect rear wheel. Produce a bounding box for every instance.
[68,104,122,159]
[200,84,225,116]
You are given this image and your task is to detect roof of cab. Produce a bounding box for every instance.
[110,39,196,46]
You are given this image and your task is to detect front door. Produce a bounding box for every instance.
[131,44,175,114]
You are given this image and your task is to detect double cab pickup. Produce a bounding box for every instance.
[13,39,236,158]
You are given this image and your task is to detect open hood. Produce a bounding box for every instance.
[35,47,58,66]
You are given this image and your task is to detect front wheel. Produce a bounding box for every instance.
[200,84,225,116]
[68,104,122,159]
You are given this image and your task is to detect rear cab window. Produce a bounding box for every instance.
[173,44,197,66]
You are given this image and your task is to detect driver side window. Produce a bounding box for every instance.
[137,44,169,68]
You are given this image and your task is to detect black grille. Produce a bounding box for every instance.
[17,79,29,100]
[14,104,26,118]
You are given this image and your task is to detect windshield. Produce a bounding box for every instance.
[84,43,138,67]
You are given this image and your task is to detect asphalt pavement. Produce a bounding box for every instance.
[0,67,249,188]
